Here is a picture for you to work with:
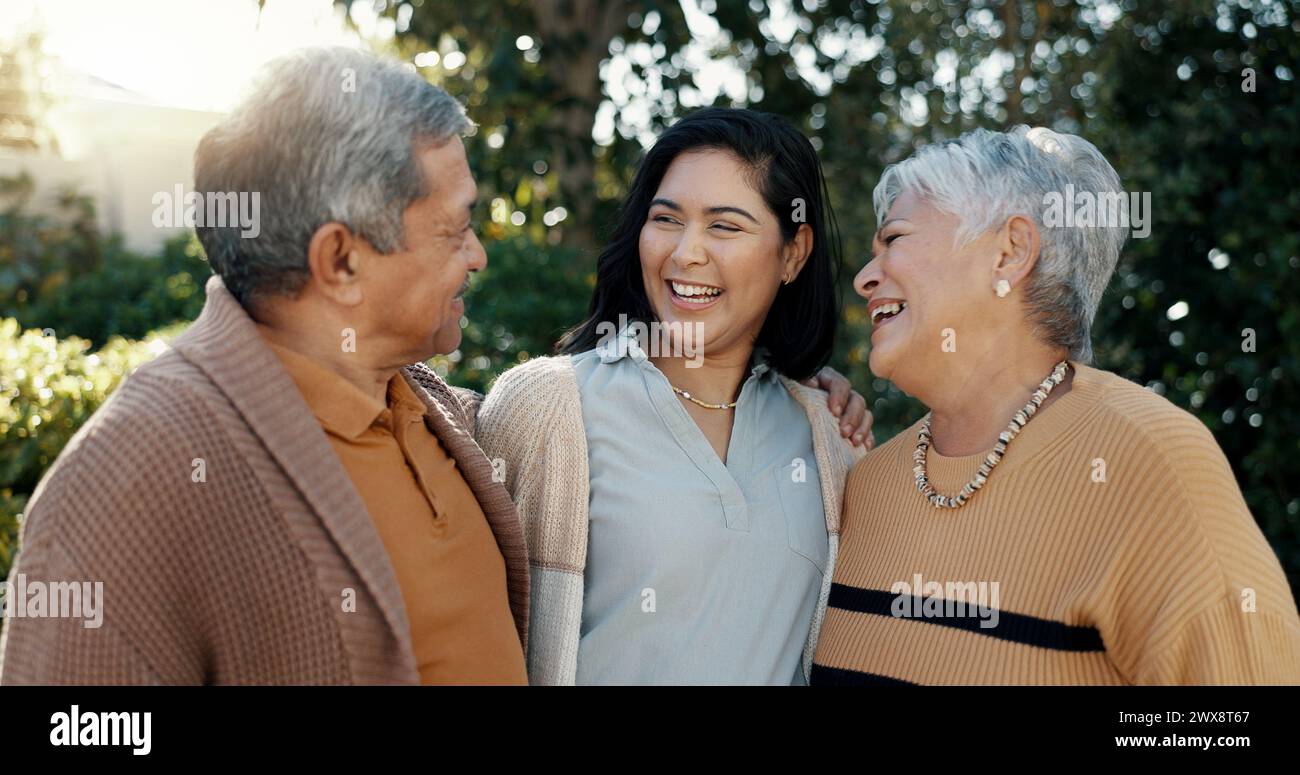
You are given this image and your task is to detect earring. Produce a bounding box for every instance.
[995,279,1011,298]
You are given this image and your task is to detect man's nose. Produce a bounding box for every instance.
[468,229,488,272]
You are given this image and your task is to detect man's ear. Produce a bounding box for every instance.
[306,222,365,305]
[781,223,815,283]
[993,214,1041,287]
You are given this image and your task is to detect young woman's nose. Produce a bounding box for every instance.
[669,226,709,269]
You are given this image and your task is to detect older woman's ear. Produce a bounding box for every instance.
[992,213,1042,291]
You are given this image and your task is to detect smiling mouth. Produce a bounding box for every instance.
[871,300,907,327]
[668,280,724,305]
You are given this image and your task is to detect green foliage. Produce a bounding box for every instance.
[0,170,210,348]
[0,171,101,303]
[0,319,187,581]
[5,234,209,348]
[0,489,26,583]
[369,0,700,249]
[1088,3,1300,586]
[431,236,595,392]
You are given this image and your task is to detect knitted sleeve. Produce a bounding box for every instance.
[0,538,164,685]
[1136,598,1300,685]
[1100,401,1300,685]
[477,356,590,685]
[476,356,589,573]
[0,372,216,685]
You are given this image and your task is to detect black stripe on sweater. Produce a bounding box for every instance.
[827,583,1105,652]
[810,664,919,686]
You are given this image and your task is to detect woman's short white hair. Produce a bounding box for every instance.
[872,126,1129,363]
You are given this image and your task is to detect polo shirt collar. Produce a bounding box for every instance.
[257,326,396,440]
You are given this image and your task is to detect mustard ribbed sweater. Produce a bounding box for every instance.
[813,362,1300,685]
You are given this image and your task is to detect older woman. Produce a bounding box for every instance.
[813,126,1300,685]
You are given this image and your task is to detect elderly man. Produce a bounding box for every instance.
[0,48,528,684]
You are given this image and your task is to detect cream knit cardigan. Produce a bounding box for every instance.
[477,354,865,685]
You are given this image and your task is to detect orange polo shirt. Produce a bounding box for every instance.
[259,329,527,685]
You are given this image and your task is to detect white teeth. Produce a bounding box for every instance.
[871,300,907,324]
[671,281,723,299]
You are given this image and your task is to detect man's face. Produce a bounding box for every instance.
[359,137,484,361]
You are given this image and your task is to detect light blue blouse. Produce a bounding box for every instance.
[572,329,827,685]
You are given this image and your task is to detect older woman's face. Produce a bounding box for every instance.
[639,149,806,360]
[853,189,999,390]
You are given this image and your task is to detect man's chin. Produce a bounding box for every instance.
[430,328,463,359]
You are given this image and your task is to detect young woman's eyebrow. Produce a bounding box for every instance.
[705,205,759,224]
[649,198,757,224]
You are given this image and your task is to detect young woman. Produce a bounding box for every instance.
[477,108,865,684]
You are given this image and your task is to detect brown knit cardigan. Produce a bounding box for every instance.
[0,275,528,685]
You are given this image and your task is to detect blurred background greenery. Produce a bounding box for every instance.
[1,1,1297,601]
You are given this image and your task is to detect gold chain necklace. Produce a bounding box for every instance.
[913,360,1069,509]
[671,385,738,410]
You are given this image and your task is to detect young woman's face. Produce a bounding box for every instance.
[638,149,809,361]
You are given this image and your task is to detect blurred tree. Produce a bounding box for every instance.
[0,30,60,155]
[0,172,209,347]
[1089,1,1300,585]
[350,0,701,250]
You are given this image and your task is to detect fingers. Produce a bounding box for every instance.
[812,366,874,448]
[817,366,851,417]
[851,397,875,449]
[840,391,871,447]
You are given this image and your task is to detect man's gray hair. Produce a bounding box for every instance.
[872,126,1128,363]
[194,47,473,307]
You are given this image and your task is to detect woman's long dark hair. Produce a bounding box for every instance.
[558,107,842,380]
